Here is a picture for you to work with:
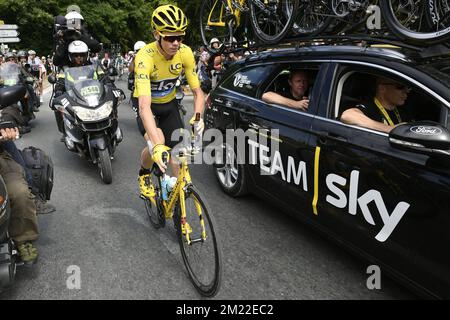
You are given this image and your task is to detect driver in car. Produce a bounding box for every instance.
[340,76,414,133]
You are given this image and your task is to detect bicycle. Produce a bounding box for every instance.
[139,132,222,297]
[292,0,450,45]
[200,0,299,47]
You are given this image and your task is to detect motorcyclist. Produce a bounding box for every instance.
[53,11,102,68]
[53,40,108,137]
[1,54,36,131]
[17,50,40,115]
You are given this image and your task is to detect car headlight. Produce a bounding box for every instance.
[73,101,113,121]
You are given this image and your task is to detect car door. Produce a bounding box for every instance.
[228,62,329,216]
[310,61,450,297]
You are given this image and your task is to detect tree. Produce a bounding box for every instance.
[0,0,203,55]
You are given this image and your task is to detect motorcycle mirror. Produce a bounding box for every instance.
[48,74,57,84]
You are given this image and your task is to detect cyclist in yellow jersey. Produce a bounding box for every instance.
[137,5,205,192]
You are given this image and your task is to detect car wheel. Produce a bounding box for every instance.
[213,143,249,197]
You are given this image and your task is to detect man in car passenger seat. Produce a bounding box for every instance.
[340,76,414,133]
[262,70,310,111]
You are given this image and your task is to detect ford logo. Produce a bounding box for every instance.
[410,126,442,136]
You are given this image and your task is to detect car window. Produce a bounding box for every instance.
[260,64,320,114]
[332,68,449,131]
[220,65,276,98]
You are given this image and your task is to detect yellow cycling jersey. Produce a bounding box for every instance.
[134,41,200,103]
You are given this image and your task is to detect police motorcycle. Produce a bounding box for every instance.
[49,65,125,184]
[0,62,35,127]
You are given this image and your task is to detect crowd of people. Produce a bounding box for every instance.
[194,38,253,92]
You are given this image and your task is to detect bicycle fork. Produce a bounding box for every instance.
[179,188,207,245]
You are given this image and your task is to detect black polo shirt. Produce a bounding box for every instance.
[354,99,413,125]
[280,90,303,101]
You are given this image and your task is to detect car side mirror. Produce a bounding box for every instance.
[108,67,118,77]
[389,121,450,158]
[48,74,57,84]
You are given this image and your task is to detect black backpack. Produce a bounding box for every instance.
[21,146,54,201]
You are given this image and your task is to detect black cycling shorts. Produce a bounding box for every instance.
[148,99,184,148]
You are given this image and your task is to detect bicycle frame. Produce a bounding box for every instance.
[206,0,247,28]
[159,153,205,245]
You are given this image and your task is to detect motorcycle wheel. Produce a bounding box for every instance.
[98,149,113,184]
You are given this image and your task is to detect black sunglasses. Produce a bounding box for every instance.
[72,53,86,58]
[162,35,184,43]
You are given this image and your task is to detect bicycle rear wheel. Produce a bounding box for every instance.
[250,0,299,44]
[174,185,222,297]
[381,0,450,45]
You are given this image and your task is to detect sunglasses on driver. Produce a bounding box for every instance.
[381,82,412,92]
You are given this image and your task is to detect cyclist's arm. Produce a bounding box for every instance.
[183,48,204,116]
[135,52,163,146]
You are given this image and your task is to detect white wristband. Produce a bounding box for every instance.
[147,140,154,153]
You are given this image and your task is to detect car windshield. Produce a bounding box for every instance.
[64,65,103,107]
[417,58,450,88]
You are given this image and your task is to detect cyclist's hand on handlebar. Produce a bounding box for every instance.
[189,115,204,135]
[152,144,171,173]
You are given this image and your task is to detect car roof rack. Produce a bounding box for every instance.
[215,34,450,60]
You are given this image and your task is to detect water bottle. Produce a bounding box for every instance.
[192,112,202,154]
[161,176,169,201]
[161,175,177,201]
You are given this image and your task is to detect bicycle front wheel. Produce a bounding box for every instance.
[381,0,450,45]
[175,185,222,297]
[250,0,299,44]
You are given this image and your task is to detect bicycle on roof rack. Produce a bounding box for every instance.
[200,0,299,47]
[292,0,450,45]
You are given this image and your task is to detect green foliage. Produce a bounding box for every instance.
[0,0,203,55]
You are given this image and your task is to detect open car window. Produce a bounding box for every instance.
[333,68,449,131]
[260,64,320,114]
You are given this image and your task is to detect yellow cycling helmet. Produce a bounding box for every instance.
[151,5,188,35]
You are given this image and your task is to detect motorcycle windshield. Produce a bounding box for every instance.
[0,62,20,86]
[64,65,104,107]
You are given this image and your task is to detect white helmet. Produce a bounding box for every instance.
[68,40,88,62]
[65,11,84,20]
[133,41,146,52]
[210,38,220,45]
[28,50,36,55]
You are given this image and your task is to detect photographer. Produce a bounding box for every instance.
[53,11,101,68]
[0,124,39,265]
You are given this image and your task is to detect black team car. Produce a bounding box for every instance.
[204,40,450,298]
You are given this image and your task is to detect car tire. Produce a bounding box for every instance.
[213,143,249,197]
